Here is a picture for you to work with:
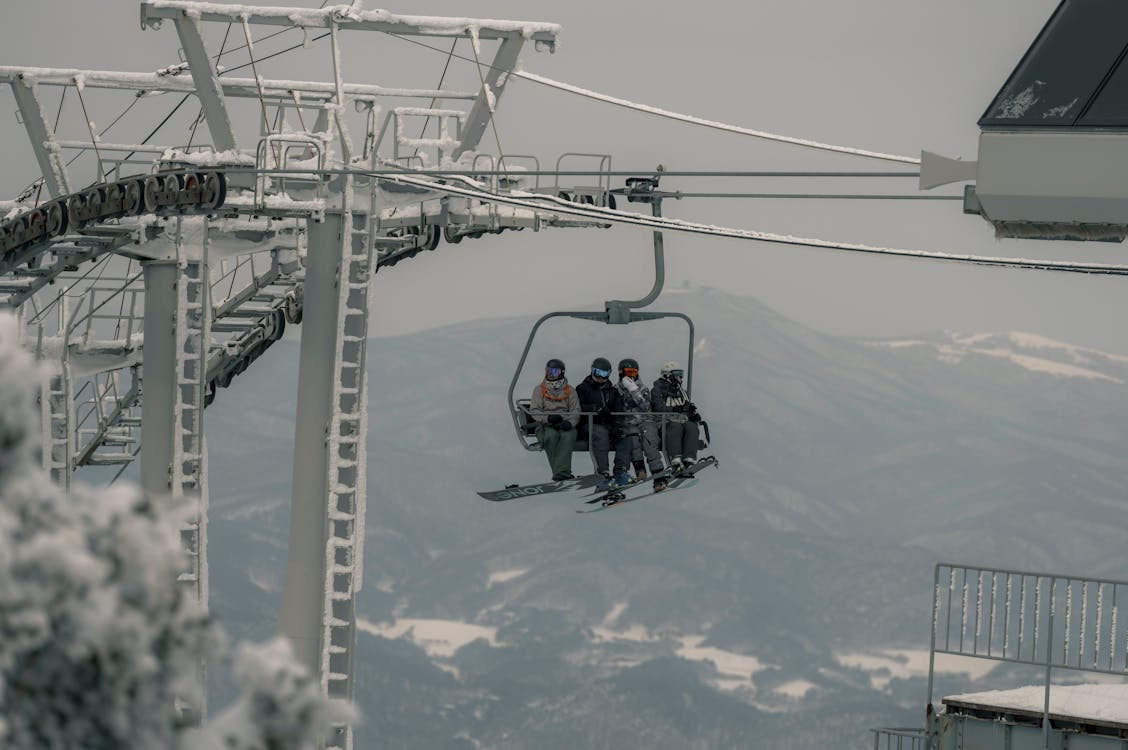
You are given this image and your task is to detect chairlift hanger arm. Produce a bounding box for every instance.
[606,171,666,318]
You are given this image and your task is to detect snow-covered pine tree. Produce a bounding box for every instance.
[0,312,354,749]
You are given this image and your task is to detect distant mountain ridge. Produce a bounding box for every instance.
[867,330,1128,383]
[200,288,1128,749]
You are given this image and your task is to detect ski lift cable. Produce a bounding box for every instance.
[380,31,920,165]
[513,71,921,165]
[637,191,962,200]
[372,169,1128,277]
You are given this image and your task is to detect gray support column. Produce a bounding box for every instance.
[452,34,524,159]
[281,198,373,749]
[140,249,209,719]
[140,260,178,496]
[172,11,237,152]
[278,215,342,673]
[10,75,70,197]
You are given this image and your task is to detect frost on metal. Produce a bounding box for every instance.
[0,311,352,750]
[990,82,1043,120]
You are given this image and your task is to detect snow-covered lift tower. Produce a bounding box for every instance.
[923,0,1128,242]
[0,2,624,745]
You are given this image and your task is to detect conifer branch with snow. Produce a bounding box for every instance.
[0,313,354,749]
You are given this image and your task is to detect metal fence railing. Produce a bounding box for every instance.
[926,563,1128,748]
[871,728,926,750]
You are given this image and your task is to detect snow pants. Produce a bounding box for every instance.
[589,423,630,476]
[626,421,665,474]
[663,420,700,462]
[536,424,576,478]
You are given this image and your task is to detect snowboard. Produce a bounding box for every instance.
[477,472,602,502]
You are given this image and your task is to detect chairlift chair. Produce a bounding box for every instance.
[506,170,709,457]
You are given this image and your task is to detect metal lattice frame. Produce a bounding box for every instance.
[0,4,629,745]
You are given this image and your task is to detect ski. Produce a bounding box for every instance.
[576,477,699,513]
[583,455,718,502]
[582,465,678,503]
[577,456,718,513]
[477,472,601,502]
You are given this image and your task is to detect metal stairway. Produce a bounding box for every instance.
[171,222,210,609]
[321,176,373,750]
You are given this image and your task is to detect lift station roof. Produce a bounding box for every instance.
[980,0,1128,128]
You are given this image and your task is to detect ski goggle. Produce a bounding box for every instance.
[545,366,564,379]
[592,367,612,378]
[621,367,639,378]
[665,369,685,380]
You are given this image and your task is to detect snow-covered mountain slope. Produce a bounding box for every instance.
[201,288,1128,749]
[868,331,1128,383]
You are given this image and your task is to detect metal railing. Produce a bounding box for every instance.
[871,728,926,750]
[926,563,1128,748]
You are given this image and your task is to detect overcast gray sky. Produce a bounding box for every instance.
[6,0,1126,352]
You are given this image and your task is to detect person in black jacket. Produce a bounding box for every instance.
[576,356,631,490]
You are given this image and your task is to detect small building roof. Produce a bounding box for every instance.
[980,0,1128,128]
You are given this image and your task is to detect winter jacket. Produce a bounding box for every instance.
[576,375,624,428]
[529,378,580,427]
[650,376,689,424]
[614,376,655,433]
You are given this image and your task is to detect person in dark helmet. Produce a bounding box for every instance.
[614,357,668,491]
[576,356,630,490]
[651,359,701,474]
[530,357,580,481]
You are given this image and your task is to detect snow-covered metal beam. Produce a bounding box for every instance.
[453,35,522,159]
[170,11,237,152]
[9,75,70,197]
[140,1,561,46]
[0,67,476,103]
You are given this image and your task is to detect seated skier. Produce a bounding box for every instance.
[576,356,631,491]
[651,360,702,474]
[614,357,668,491]
[530,357,580,481]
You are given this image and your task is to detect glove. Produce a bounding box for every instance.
[686,402,701,422]
[621,376,638,393]
[596,406,611,425]
[558,420,573,432]
[547,414,564,426]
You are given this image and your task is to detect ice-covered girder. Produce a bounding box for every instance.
[170,10,236,151]
[9,74,70,197]
[139,2,561,46]
[453,35,523,159]
[0,67,476,104]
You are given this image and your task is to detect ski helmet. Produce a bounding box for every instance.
[618,357,639,378]
[660,360,684,380]
[591,357,612,378]
[545,358,565,381]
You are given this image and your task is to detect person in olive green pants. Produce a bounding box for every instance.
[530,357,581,481]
